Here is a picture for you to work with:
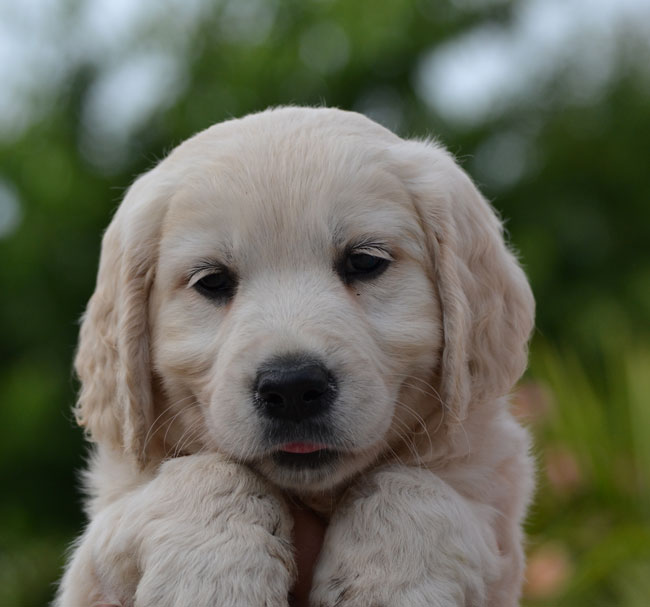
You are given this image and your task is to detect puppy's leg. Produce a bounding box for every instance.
[311,466,503,607]
[55,454,295,607]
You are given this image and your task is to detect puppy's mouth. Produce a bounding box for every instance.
[279,441,328,454]
[273,442,339,469]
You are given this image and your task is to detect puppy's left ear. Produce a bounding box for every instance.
[391,139,535,427]
[74,169,169,466]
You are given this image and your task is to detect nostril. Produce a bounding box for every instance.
[263,391,285,405]
[303,389,323,402]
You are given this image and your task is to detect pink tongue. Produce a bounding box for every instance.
[281,442,325,454]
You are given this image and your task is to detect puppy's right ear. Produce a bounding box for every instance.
[390,139,534,432]
[74,170,169,466]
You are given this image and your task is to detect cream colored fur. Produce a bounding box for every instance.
[56,107,535,607]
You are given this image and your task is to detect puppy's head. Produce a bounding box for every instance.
[74,107,534,491]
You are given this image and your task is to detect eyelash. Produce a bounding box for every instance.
[189,265,237,302]
[339,245,393,283]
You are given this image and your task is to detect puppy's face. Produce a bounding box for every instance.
[149,116,442,490]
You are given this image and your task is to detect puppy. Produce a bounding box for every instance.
[56,106,535,607]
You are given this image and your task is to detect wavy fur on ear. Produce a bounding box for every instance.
[74,172,169,465]
[392,139,535,428]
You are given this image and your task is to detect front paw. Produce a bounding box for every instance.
[310,466,499,607]
[311,572,461,607]
[134,458,296,607]
[57,455,296,607]
[310,547,466,607]
[135,518,294,607]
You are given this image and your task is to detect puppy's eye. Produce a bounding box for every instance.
[191,270,237,301]
[343,252,390,281]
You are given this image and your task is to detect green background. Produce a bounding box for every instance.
[1,1,648,605]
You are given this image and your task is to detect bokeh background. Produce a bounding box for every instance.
[1,0,649,605]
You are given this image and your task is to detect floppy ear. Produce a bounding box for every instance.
[393,139,534,428]
[74,171,169,465]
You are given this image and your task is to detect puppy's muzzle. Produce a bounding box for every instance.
[254,355,337,423]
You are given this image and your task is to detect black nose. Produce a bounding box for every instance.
[254,356,335,422]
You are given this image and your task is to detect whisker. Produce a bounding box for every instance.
[159,401,203,455]
[387,423,420,465]
[388,372,467,438]
[389,409,428,465]
[171,418,200,452]
[171,419,206,458]
[378,434,412,468]
[391,373,444,402]
[142,394,201,455]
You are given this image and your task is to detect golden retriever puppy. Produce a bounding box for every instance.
[56,106,535,607]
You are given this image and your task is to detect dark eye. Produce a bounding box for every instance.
[193,270,237,301]
[343,252,390,281]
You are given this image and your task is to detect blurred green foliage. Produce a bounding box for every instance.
[0,0,648,605]
[523,342,650,606]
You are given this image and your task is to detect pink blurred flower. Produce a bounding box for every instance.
[545,445,583,494]
[524,542,573,600]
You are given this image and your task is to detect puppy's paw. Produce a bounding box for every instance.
[57,455,295,607]
[310,466,499,607]
[311,564,466,607]
[134,458,296,607]
[134,521,294,607]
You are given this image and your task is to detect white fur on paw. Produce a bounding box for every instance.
[134,525,294,607]
[310,467,499,607]
[311,570,468,607]
[133,466,296,607]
